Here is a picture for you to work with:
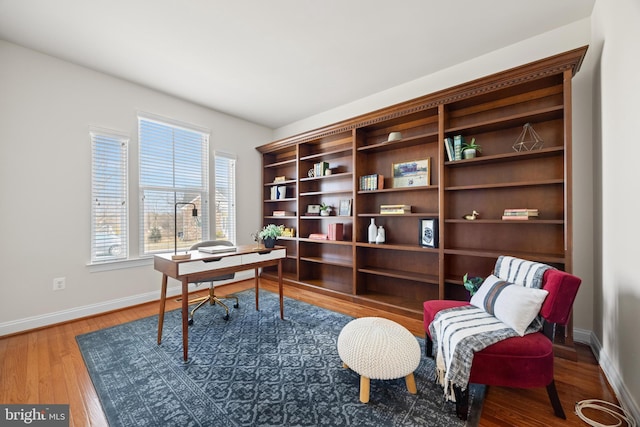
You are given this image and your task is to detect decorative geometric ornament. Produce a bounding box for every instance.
[513,122,544,152]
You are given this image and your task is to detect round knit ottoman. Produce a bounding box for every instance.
[337,317,421,403]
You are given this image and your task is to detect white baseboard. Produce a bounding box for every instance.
[582,330,640,423]
[0,270,255,337]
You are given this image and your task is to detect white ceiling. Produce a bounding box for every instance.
[0,0,594,129]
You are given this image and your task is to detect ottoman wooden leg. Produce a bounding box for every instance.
[405,372,417,394]
[359,376,370,403]
[342,362,349,369]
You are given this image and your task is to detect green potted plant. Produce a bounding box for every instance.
[320,202,332,216]
[462,138,482,159]
[463,273,484,297]
[258,224,284,248]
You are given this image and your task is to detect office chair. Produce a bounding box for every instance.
[187,240,239,324]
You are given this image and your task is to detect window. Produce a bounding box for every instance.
[138,113,210,255]
[90,127,129,262]
[214,151,236,243]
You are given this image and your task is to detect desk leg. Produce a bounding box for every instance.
[181,278,189,361]
[157,274,168,345]
[278,259,284,320]
[254,267,259,311]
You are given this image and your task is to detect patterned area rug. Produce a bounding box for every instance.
[76,290,484,426]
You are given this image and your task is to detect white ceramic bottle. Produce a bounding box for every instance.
[368,218,377,243]
[375,226,385,244]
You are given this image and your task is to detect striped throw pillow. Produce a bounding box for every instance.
[470,275,549,336]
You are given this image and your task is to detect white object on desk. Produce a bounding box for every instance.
[198,245,237,254]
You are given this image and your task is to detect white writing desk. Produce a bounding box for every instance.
[154,245,286,361]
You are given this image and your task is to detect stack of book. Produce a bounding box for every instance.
[502,208,539,220]
[309,233,328,240]
[380,204,411,215]
[359,174,384,191]
[273,210,295,217]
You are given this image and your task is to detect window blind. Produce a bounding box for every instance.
[90,127,129,262]
[214,151,237,244]
[138,114,210,255]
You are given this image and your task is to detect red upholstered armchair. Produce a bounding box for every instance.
[423,266,581,420]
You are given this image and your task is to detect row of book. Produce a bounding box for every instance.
[502,208,539,220]
[313,161,329,177]
[309,223,344,241]
[444,135,463,161]
[380,204,411,215]
[359,174,384,191]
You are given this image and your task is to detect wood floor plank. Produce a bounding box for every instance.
[0,278,618,427]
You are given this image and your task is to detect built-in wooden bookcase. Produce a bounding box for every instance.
[257,46,587,321]
[261,145,298,281]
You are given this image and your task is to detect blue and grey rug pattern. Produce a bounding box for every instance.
[76,290,483,426]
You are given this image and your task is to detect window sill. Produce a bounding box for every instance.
[87,257,153,273]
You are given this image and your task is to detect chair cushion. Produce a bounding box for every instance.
[423,300,468,337]
[470,275,549,336]
[469,332,554,387]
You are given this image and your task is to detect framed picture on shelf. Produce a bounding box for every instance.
[338,199,352,216]
[306,204,321,215]
[419,218,438,248]
[392,158,430,188]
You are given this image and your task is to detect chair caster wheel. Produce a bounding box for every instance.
[233,303,239,309]
[188,318,194,326]
[223,314,230,321]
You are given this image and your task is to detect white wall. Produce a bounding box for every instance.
[0,40,271,334]
[590,0,640,419]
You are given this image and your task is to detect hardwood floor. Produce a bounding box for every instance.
[0,278,619,426]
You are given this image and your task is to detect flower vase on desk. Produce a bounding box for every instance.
[368,218,377,243]
[375,226,385,244]
[263,237,276,248]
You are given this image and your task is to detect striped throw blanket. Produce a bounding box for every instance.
[430,256,553,401]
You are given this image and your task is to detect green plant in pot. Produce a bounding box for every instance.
[320,202,332,216]
[258,224,284,248]
[462,138,482,159]
[463,273,484,296]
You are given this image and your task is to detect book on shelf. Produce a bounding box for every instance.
[453,135,463,161]
[503,208,539,216]
[502,208,539,220]
[327,223,344,241]
[444,137,454,162]
[359,174,384,191]
[380,204,412,215]
[273,210,295,217]
[314,161,329,177]
[502,215,534,220]
[309,233,328,240]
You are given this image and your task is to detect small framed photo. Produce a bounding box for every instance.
[419,218,438,248]
[307,204,321,215]
[392,158,430,188]
[338,199,352,216]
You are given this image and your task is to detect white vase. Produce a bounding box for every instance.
[375,226,385,244]
[368,218,377,243]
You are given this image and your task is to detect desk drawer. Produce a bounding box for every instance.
[241,249,286,264]
[178,255,241,275]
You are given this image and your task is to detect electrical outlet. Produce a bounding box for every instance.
[53,277,66,291]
